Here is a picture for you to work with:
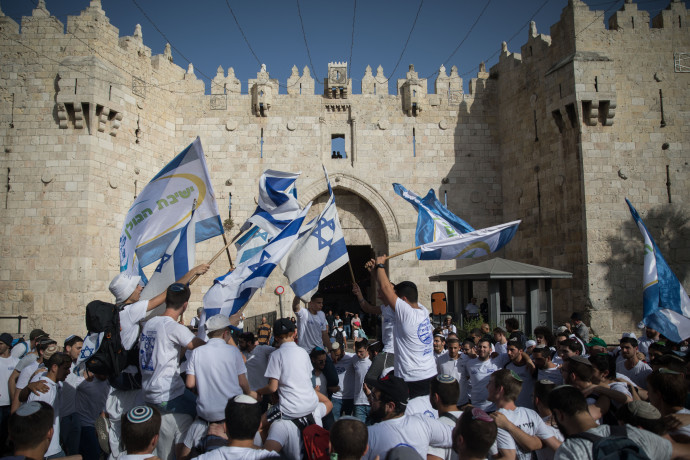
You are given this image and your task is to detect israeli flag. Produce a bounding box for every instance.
[281,167,350,302]
[393,183,475,247]
[241,170,302,237]
[199,204,311,338]
[73,332,104,377]
[626,199,690,342]
[417,220,521,260]
[235,225,270,265]
[139,207,196,301]
[119,137,223,275]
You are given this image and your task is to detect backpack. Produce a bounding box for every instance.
[571,425,651,460]
[334,329,345,347]
[302,424,330,460]
[84,300,131,377]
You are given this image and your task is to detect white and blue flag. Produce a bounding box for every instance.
[240,170,302,237]
[201,203,311,336]
[417,220,521,260]
[139,206,196,301]
[393,183,474,246]
[119,137,223,275]
[626,199,690,342]
[235,225,270,265]
[281,167,349,302]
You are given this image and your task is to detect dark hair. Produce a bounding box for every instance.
[225,397,263,440]
[311,291,324,301]
[531,346,553,361]
[8,401,54,449]
[431,377,460,405]
[567,359,594,383]
[330,419,368,460]
[556,331,570,341]
[208,327,228,339]
[533,326,555,347]
[588,353,616,379]
[470,328,483,337]
[477,337,492,348]
[394,281,418,303]
[378,390,406,415]
[355,339,369,350]
[445,337,460,347]
[504,318,519,331]
[165,283,191,309]
[456,408,497,458]
[64,335,83,348]
[534,379,556,406]
[647,371,686,407]
[548,385,588,416]
[648,342,668,354]
[46,352,71,371]
[309,348,327,360]
[651,354,686,373]
[491,369,522,402]
[35,339,57,353]
[619,337,639,348]
[239,332,255,343]
[462,339,476,348]
[616,403,666,435]
[368,341,384,354]
[563,338,583,355]
[493,327,506,336]
[121,406,162,453]
[507,338,524,351]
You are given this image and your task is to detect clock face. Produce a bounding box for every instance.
[330,68,346,83]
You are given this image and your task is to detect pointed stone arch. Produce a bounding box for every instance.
[298,173,400,244]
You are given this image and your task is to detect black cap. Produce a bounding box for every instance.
[372,373,409,406]
[274,318,296,335]
[0,333,12,347]
[29,329,48,341]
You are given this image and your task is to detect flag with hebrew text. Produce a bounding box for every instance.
[118,137,223,275]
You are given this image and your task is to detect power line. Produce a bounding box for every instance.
[349,0,357,75]
[223,0,262,67]
[130,0,213,84]
[295,0,320,82]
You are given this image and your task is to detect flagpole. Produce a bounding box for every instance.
[385,245,422,261]
[221,233,234,270]
[189,229,244,285]
[347,260,356,284]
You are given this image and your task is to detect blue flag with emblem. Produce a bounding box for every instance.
[240,169,302,238]
[119,137,223,276]
[626,199,690,342]
[235,225,271,265]
[281,166,350,302]
[199,203,311,339]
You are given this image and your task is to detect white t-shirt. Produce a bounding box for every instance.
[506,361,535,409]
[0,356,18,406]
[463,354,510,411]
[187,337,247,421]
[381,304,395,353]
[266,402,327,460]
[537,365,563,385]
[427,411,462,460]
[16,360,40,390]
[332,353,356,400]
[392,298,436,382]
[495,342,508,355]
[264,342,318,418]
[120,299,148,350]
[465,302,479,315]
[353,356,372,405]
[140,316,195,404]
[27,376,61,457]
[496,407,555,460]
[554,424,671,460]
[120,454,158,460]
[536,416,563,460]
[194,446,280,460]
[670,407,690,438]
[295,307,327,352]
[76,377,109,426]
[244,345,275,391]
[406,395,438,419]
[364,414,452,460]
[615,359,652,389]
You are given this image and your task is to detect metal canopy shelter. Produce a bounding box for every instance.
[429,258,572,333]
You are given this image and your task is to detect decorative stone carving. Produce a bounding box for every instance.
[325,62,349,99]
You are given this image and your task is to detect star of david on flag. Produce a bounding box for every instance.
[626,198,690,342]
[73,332,104,377]
[198,204,311,340]
[281,166,349,302]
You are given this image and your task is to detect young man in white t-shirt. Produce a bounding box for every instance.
[26,352,72,458]
[367,256,436,398]
[182,314,256,456]
[505,337,536,409]
[7,401,59,460]
[532,346,563,385]
[615,337,652,390]
[488,369,561,460]
[257,318,319,420]
[353,339,372,423]
[330,343,356,420]
[120,405,161,460]
[238,332,276,393]
[0,332,18,446]
[427,374,463,460]
[140,282,205,415]
[463,338,509,411]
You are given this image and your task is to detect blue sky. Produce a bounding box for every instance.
[3,0,688,94]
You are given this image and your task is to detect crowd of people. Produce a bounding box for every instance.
[1,255,690,460]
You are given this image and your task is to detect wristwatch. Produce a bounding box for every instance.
[376,263,386,269]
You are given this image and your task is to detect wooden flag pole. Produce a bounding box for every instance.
[189,229,244,285]
[384,245,421,261]
[347,260,356,285]
[221,233,234,270]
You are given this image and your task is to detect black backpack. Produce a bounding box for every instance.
[334,329,344,348]
[571,425,651,460]
[84,300,131,377]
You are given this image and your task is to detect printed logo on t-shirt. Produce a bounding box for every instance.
[417,319,433,345]
[140,330,157,371]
